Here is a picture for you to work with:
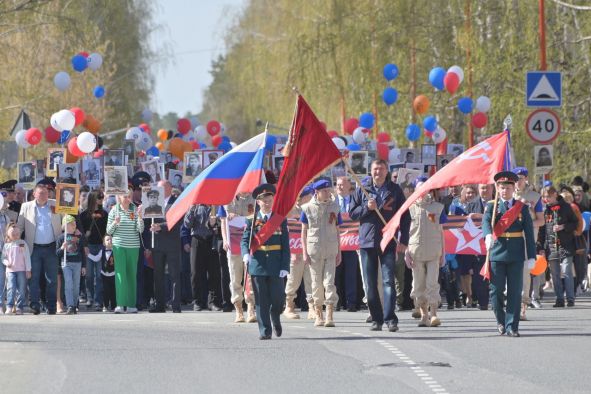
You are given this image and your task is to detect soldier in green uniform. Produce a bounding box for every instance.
[482,171,536,337]
[241,184,290,340]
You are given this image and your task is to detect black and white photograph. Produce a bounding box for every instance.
[142,159,163,184]
[55,183,79,215]
[349,151,368,175]
[104,166,128,195]
[46,148,66,177]
[388,149,401,164]
[331,159,347,181]
[17,162,36,186]
[82,158,101,187]
[535,145,553,174]
[447,144,465,158]
[389,163,404,173]
[183,152,203,183]
[436,154,455,170]
[397,168,422,197]
[141,185,165,218]
[103,149,125,166]
[58,163,79,184]
[421,144,436,166]
[203,150,223,167]
[168,169,184,189]
[400,148,419,164]
[123,139,136,161]
[35,159,45,181]
[159,151,172,163]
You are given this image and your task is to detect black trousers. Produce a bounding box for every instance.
[153,249,181,310]
[190,237,220,307]
[215,242,232,309]
[252,275,285,337]
[102,274,116,310]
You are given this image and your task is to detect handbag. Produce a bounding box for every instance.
[574,234,587,255]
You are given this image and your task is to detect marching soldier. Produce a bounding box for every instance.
[301,179,342,327]
[241,184,290,340]
[483,171,536,337]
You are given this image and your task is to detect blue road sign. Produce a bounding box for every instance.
[526,71,562,107]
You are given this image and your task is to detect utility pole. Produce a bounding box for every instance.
[465,0,474,148]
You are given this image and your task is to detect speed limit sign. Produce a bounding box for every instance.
[526,109,561,144]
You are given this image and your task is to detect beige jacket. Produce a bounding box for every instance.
[408,196,444,262]
[17,199,63,252]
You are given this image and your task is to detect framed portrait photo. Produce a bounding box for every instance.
[82,158,102,188]
[55,183,80,215]
[421,144,436,166]
[436,154,454,170]
[400,148,419,164]
[447,144,465,158]
[58,163,79,184]
[183,152,203,183]
[104,166,128,195]
[203,150,223,167]
[397,168,422,196]
[17,162,36,188]
[349,151,368,175]
[46,148,66,177]
[534,145,553,174]
[168,169,184,190]
[141,159,163,185]
[103,149,125,167]
[123,139,136,161]
[141,185,165,218]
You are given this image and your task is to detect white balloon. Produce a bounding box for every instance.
[388,148,401,164]
[194,125,207,140]
[53,71,71,91]
[135,134,153,151]
[352,127,366,144]
[432,126,447,144]
[475,96,491,113]
[15,129,30,149]
[77,132,97,153]
[448,65,464,83]
[125,127,143,141]
[141,108,153,122]
[50,112,63,131]
[54,109,75,131]
[332,137,346,150]
[87,53,103,71]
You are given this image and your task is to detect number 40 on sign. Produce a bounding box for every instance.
[526,109,561,144]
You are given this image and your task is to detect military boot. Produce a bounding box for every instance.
[246,303,257,323]
[429,304,441,327]
[314,306,325,327]
[234,302,245,323]
[307,302,316,320]
[324,305,335,327]
[283,301,300,319]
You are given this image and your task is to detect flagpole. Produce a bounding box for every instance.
[342,157,388,226]
[482,187,499,279]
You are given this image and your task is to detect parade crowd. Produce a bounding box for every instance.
[1,153,590,339]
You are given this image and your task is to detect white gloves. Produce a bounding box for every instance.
[404,250,414,269]
[526,258,535,270]
[485,234,493,251]
[243,254,251,265]
[279,270,288,278]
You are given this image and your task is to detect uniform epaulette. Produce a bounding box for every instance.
[487,200,495,204]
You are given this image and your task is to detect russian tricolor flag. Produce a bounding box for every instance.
[166,132,267,228]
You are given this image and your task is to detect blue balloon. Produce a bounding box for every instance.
[221,135,231,143]
[71,54,88,72]
[405,124,420,142]
[383,63,399,81]
[457,97,473,114]
[382,87,398,106]
[58,130,70,144]
[583,211,591,232]
[146,146,160,156]
[346,143,361,151]
[423,115,438,132]
[428,67,446,90]
[218,141,232,153]
[199,142,207,149]
[359,112,375,129]
[93,85,105,98]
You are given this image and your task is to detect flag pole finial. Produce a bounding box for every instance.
[291,86,300,96]
[503,115,512,130]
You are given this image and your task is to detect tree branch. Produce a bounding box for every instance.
[549,0,591,11]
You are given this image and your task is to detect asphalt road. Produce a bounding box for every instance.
[2,294,590,394]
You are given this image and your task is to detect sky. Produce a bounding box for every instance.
[150,0,246,117]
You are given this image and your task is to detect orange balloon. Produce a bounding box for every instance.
[157,129,168,142]
[169,138,191,159]
[83,114,101,134]
[155,142,164,151]
[413,95,430,115]
[65,148,79,163]
[531,254,548,276]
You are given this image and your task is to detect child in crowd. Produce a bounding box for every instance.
[101,235,116,312]
[2,223,31,315]
[56,215,87,315]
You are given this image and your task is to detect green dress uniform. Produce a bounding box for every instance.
[241,208,290,339]
[482,196,536,335]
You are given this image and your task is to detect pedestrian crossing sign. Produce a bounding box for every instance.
[526,71,562,107]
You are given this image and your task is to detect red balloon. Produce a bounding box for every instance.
[93,149,104,158]
[327,130,339,138]
[45,126,61,144]
[207,120,221,136]
[472,112,488,128]
[70,107,85,126]
[344,118,359,135]
[211,134,223,147]
[377,143,389,161]
[362,128,371,134]
[68,137,85,157]
[25,128,42,145]
[444,72,460,94]
[377,132,391,143]
[424,129,434,138]
[177,118,191,134]
[190,140,199,150]
[78,51,89,58]
[139,123,151,133]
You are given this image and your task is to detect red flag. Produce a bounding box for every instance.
[380,131,511,251]
[250,95,342,253]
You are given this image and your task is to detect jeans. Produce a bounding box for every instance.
[30,244,59,312]
[0,263,5,308]
[62,262,82,308]
[6,271,27,310]
[85,244,103,305]
[549,256,575,302]
[359,247,398,325]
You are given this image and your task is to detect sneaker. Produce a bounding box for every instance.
[15,309,23,315]
[531,299,542,309]
[102,307,108,313]
[66,307,75,315]
[552,301,565,308]
[127,307,138,314]
[5,308,14,315]
[85,300,92,307]
[114,306,124,314]
[567,300,575,307]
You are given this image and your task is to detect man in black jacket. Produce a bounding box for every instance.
[349,159,411,332]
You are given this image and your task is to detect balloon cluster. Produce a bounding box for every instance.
[457,95,491,129]
[382,63,399,107]
[53,51,105,99]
